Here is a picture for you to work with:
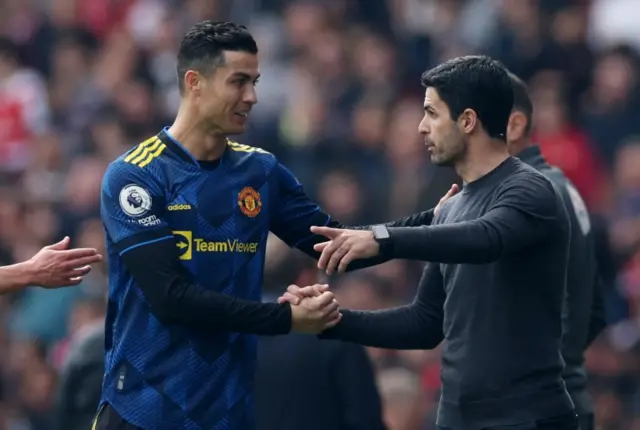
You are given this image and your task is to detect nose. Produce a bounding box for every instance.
[418,115,429,135]
[244,86,258,105]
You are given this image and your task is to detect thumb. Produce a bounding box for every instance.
[310,226,342,239]
[45,236,70,250]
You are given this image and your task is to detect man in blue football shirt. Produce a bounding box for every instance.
[96,21,443,430]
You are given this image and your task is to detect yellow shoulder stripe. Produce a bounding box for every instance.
[125,136,166,168]
[227,140,269,154]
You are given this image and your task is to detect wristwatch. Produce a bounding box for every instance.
[371,225,393,257]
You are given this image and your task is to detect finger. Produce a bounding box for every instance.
[298,286,323,297]
[317,238,344,270]
[324,313,342,329]
[277,292,300,305]
[337,252,355,274]
[310,226,343,240]
[441,184,458,201]
[44,236,70,250]
[54,276,84,287]
[445,184,459,197]
[59,248,100,260]
[60,254,103,270]
[311,284,330,293]
[63,266,92,278]
[326,244,349,276]
[315,291,335,308]
[286,284,301,296]
[313,241,330,252]
[321,300,339,317]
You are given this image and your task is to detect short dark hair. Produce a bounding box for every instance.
[507,72,533,135]
[177,21,258,93]
[421,55,513,140]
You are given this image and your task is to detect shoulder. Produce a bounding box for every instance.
[105,136,167,180]
[494,160,562,217]
[103,135,167,190]
[227,139,277,165]
[501,160,557,198]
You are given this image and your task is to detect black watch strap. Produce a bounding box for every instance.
[371,225,393,258]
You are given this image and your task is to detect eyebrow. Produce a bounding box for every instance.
[424,104,436,112]
[232,72,260,81]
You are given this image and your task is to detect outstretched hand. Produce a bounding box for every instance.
[310,227,379,275]
[28,237,103,288]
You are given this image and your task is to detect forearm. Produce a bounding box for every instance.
[122,241,292,336]
[388,223,502,263]
[387,205,556,264]
[0,261,34,294]
[345,209,436,271]
[319,306,442,350]
[153,277,292,335]
[295,209,437,271]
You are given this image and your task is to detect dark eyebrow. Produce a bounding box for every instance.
[424,104,435,112]
[232,72,260,81]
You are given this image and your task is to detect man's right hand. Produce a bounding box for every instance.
[288,284,342,333]
[27,237,103,288]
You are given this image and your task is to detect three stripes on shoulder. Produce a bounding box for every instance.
[124,136,271,169]
[125,136,166,168]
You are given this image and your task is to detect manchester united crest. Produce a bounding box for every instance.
[238,187,262,218]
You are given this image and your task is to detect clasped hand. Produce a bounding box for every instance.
[280,284,342,334]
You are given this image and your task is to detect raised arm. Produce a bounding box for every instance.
[311,174,566,274]
[385,175,563,263]
[269,162,457,270]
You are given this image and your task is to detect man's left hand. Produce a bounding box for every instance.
[310,226,379,275]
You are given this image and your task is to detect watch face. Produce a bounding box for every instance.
[374,225,390,240]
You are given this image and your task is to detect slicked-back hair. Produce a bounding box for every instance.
[177,21,258,94]
[421,55,514,140]
[507,72,534,136]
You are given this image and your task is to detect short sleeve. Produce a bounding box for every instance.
[269,162,330,248]
[100,161,173,255]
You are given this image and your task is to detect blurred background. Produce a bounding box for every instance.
[1,0,640,429]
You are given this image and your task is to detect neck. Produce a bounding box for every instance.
[168,104,227,161]
[455,138,510,183]
[509,137,532,157]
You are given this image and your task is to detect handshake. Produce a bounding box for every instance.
[278,284,342,334]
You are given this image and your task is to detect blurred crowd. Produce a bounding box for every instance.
[1,0,640,429]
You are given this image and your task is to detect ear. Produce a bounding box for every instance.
[184,70,201,94]
[458,108,478,135]
[507,111,527,142]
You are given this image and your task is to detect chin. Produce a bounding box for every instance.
[225,125,246,136]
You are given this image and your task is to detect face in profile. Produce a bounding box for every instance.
[418,87,467,166]
[192,51,260,135]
